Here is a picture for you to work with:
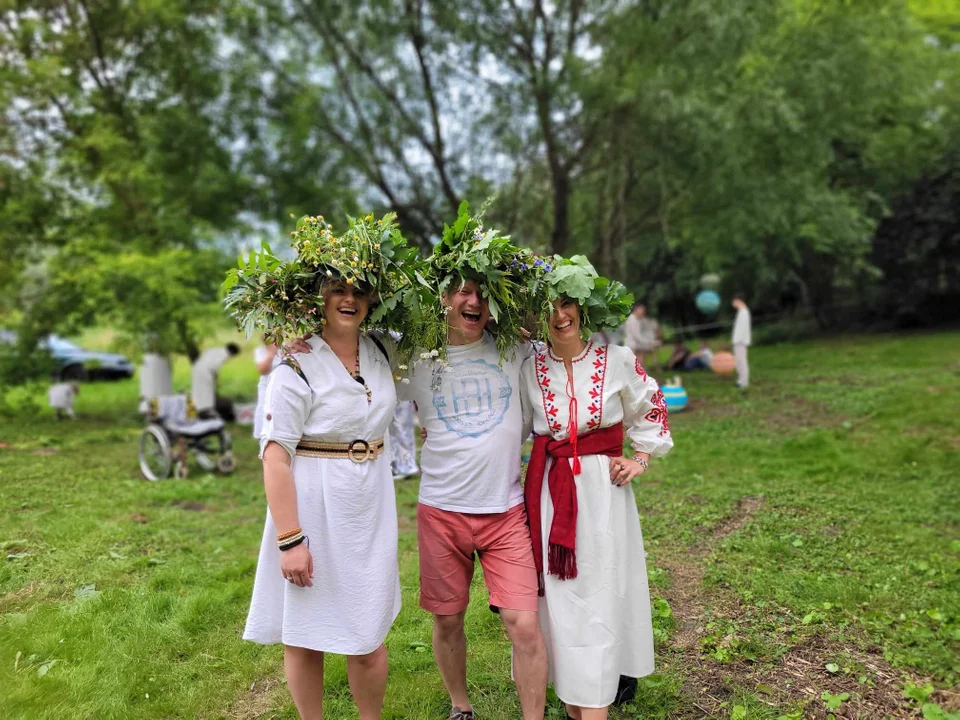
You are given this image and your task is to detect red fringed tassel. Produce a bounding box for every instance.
[548,544,579,581]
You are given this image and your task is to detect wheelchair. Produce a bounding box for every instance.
[138,396,235,481]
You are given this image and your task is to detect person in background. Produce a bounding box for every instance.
[253,342,280,439]
[139,352,173,414]
[683,341,714,371]
[191,342,241,420]
[49,382,78,420]
[389,401,420,480]
[731,293,752,388]
[621,303,662,371]
[665,340,691,371]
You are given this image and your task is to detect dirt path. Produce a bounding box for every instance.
[655,496,930,719]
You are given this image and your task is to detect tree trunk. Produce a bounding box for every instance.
[551,168,570,255]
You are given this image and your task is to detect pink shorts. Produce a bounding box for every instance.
[417,503,539,615]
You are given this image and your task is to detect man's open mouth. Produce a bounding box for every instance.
[338,308,357,317]
[462,311,482,323]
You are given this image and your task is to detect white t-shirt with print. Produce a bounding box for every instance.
[398,333,531,514]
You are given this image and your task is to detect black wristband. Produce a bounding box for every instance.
[279,535,306,551]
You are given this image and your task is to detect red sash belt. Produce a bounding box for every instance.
[524,422,624,594]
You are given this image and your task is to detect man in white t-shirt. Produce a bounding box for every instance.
[191,343,241,419]
[398,278,546,720]
[731,293,752,388]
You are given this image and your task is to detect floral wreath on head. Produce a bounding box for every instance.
[413,200,551,363]
[223,212,420,353]
[535,255,634,341]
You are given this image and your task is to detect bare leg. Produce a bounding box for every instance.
[566,705,608,720]
[433,611,471,712]
[346,644,388,720]
[734,344,749,387]
[500,609,547,720]
[284,645,324,720]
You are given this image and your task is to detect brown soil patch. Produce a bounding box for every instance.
[0,581,37,612]
[656,495,933,718]
[711,496,764,539]
[685,396,741,419]
[130,513,149,524]
[32,448,60,456]
[766,395,844,432]
[171,499,208,512]
[227,676,285,720]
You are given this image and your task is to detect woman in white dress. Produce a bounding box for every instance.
[521,296,673,719]
[243,278,401,720]
[252,343,279,439]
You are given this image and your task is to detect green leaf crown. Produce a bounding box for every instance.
[536,255,634,340]
[223,212,418,347]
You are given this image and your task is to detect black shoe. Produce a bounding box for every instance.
[613,675,638,706]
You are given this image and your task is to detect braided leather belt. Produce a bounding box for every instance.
[295,438,385,463]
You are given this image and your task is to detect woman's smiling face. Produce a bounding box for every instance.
[548,297,581,344]
[321,280,370,332]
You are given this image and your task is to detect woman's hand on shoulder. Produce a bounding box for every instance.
[282,335,313,355]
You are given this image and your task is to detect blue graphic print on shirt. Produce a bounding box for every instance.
[432,358,512,438]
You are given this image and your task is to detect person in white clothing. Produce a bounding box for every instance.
[252,343,280,438]
[138,353,173,414]
[398,278,548,720]
[621,303,662,370]
[731,293,752,388]
[244,278,401,720]
[388,401,419,479]
[49,382,79,419]
[521,293,673,719]
[190,343,240,419]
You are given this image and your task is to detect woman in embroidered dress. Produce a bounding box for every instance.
[521,296,673,719]
[242,276,401,720]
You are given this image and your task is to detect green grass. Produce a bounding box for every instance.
[1,331,958,719]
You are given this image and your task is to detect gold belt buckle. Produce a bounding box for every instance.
[347,439,372,463]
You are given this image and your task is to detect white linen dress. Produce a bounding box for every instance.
[243,334,401,655]
[252,348,281,439]
[520,342,673,707]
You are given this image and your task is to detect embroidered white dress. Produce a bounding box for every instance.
[520,342,673,707]
[243,334,401,655]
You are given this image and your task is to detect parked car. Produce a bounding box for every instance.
[0,331,135,381]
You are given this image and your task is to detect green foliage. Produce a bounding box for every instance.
[224,212,430,363]
[421,201,549,361]
[0,1,252,369]
[538,255,633,340]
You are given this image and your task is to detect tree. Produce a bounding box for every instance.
[0,0,253,369]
